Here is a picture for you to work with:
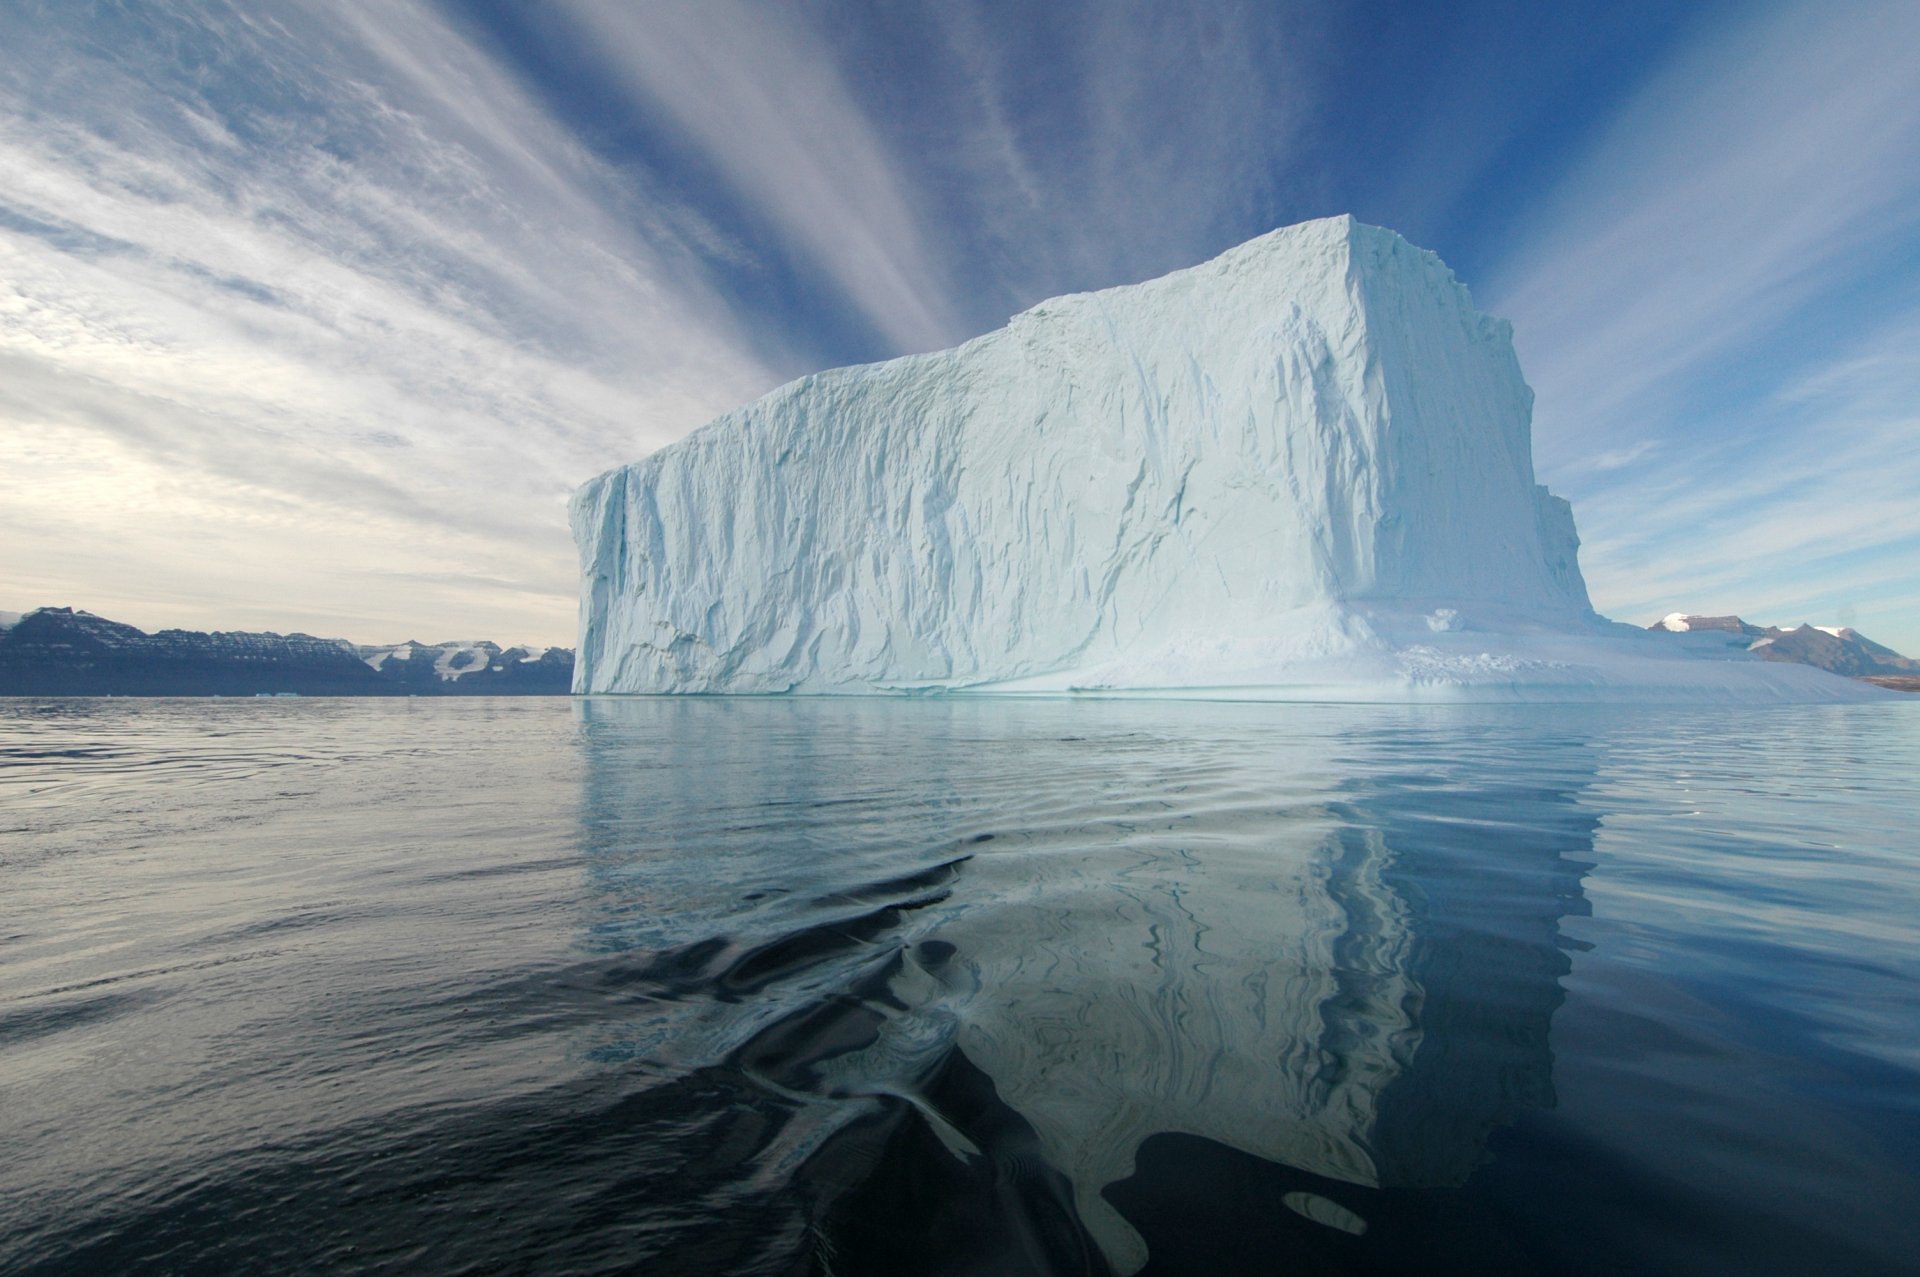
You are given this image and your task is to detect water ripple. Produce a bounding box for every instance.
[1,697,1916,1275]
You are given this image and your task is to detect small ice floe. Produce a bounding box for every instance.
[1281,1191,1368,1235]
[1425,608,1462,633]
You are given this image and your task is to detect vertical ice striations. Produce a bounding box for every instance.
[572,216,1597,694]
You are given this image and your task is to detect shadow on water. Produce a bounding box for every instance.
[1,699,1620,1275]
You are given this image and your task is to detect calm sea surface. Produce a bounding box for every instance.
[2,696,1917,1276]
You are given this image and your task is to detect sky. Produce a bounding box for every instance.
[1,0,1916,652]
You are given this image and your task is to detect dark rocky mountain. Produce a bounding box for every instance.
[1649,613,1920,686]
[0,608,573,696]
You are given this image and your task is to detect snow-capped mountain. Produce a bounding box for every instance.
[356,639,569,689]
[0,607,572,696]
[1650,613,1919,684]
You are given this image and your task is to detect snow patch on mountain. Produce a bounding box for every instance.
[1650,614,1918,682]
[354,639,559,682]
[0,607,575,696]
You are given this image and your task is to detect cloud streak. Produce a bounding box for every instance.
[551,0,970,356]
[3,0,1915,656]
[1492,0,1920,469]
[0,0,1336,646]
[1487,0,1920,651]
[0,0,775,643]
[1569,305,1920,639]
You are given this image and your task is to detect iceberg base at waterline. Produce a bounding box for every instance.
[968,604,1890,702]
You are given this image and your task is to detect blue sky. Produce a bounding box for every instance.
[1,0,1916,651]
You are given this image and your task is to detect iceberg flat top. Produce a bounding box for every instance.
[572,217,1884,702]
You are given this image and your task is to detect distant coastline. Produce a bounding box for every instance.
[0,607,572,697]
[5,603,1912,698]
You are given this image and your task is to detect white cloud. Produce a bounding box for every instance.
[551,0,970,356]
[5,0,1913,661]
[1561,440,1660,478]
[0,0,777,644]
[1492,0,1920,469]
[1484,0,1920,654]
[1569,311,1920,651]
[942,1,1317,304]
[545,1,1316,348]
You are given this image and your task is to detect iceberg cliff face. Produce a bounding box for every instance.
[572,217,1877,700]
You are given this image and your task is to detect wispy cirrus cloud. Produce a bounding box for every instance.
[545,0,1319,353]
[1485,0,1920,649]
[1491,0,1920,469]
[0,0,774,643]
[1569,306,1920,638]
[549,0,970,356]
[932,0,1315,303]
[3,0,1914,657]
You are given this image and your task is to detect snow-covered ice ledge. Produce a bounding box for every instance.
[572,216,1884,703]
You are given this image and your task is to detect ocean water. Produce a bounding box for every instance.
[2,696,1917,1276]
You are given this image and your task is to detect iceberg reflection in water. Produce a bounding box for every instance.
[3,697,1916,1276]
[572,697,1595,1273]
[914,770,1588,1271]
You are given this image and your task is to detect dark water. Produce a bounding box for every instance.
[2,696,1917,1276]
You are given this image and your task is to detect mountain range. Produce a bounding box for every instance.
[1648,614,1919,690]
[2,604,1911,697]
[0,607,572,696]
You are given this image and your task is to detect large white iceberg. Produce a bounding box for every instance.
[572,216,1880,701]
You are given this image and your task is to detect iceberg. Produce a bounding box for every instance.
[572,216,1881,701]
